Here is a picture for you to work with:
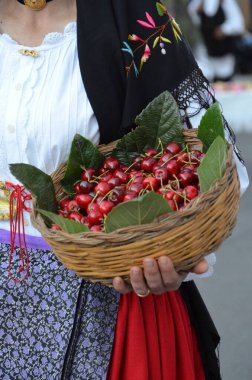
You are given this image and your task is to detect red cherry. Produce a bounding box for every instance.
[114,170,129,184]
[90,225,103,232]
[165,142,182,155]
[167,200,177,211]
[181,168,198,184]
[99,200,115,215]
[103,157,120,172]
[127,182,143,195]
[59,198,70,211]
[87,210,103,226]
[81,168,97,181]
[129,171,144,179]
[141,157,156,172]
[166,160,181,175]
[154,167,169,184]
[123,192,138,202]
[132,176,144,184]
[51,224,62,230]
[190,150,202,158]
[120,165,128,172]
[67,200,79,213]
[74,182,82,194]
[198,153,206,161]
[183,164,197,172]
[108,187,125,204]
[152,163,162,172]
[100,173,113,182]
[184,185,199,200]
[87,202,100,213]
[74,194,93,209]
[165,190,183,204]
[177,171,194,187]
[94,181,111,196]
[80,216,88,225]
[176,152,189,165]
[142,177,158,191]
[107,177,121,188]
[79,180,93,194]
[158,153,172,166]
[99,167,107,175]
[68,211,83,222]
[131,156,143,170]
[145,148,158,157]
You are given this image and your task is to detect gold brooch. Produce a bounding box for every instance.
[19,49,40,58]
[24,0,47,11]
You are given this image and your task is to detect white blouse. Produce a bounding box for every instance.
[0,22,100,236]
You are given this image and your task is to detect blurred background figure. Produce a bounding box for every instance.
[188,0,245,81]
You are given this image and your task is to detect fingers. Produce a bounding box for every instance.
[129,266,149,296]
[112,276,132,294]
[157,257,186,291]
[113,256,202,296]
[190,258,209,275]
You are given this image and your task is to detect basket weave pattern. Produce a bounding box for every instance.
[31,130,240,285]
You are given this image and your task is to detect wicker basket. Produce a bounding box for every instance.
[31,129,240,285]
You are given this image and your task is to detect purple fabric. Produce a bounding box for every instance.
[0,229,51,251]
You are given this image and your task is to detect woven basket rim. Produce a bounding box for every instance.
[31,140,237,243]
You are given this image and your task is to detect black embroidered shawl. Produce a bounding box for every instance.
[76,1,221,379]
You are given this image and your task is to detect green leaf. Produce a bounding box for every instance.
[38,209,89,234]
[197,103,225,152]
[160,36,172,44]
[104,191,172,233]
[9,164,58,214]
[198,136,227,193]
[156,2,167,16]
[112,91,184,166]
[153,36,160,48]
[61,134,105,194]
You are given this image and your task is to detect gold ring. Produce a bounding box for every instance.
[136,289,150,298]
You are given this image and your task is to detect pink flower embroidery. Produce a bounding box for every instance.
[122,2,182,77]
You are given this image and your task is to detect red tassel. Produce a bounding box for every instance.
[5,182,32,283]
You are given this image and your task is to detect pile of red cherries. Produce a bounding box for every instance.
[53,142,205,231]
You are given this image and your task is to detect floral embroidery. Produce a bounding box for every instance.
[122,2,183,77]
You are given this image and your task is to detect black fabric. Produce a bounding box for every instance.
[76,1,221,378]
[76,0,215,144]
[199,2,241,57]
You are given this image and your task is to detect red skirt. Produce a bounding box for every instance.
[107,290,205,380]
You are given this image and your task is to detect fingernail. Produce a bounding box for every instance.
[158,256,169,265]
[144,259,154,269]
[131,268,140,276]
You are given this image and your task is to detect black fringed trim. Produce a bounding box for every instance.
[170,67,244,163]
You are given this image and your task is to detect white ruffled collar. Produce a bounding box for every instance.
[0,21,76,49]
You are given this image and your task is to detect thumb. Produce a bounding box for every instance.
[190,258,209,275]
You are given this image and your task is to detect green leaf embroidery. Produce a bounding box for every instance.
[198,136,227,193]
[153,36,160,48]
[160,36,172,44]
[197,103,225,152]
[104,191,172,233]
[61,134,105,194]
[9,164,58,214]
[38,209,89,234]
[112,91,184,166]
[156,2,167,16]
